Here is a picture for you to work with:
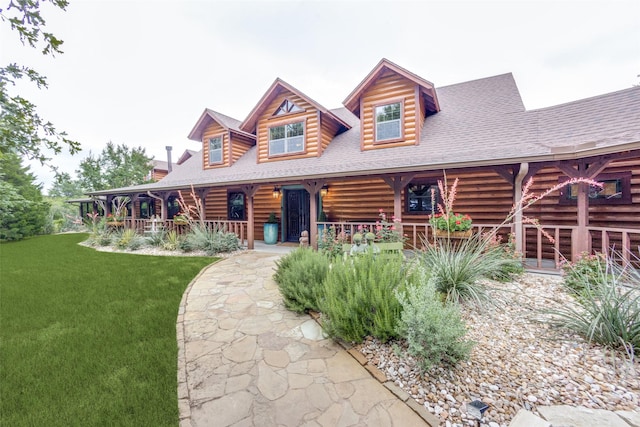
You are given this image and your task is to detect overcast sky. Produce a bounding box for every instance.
[2,0,639,193]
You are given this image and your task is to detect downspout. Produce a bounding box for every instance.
[147,191,165,219]
[514,163,529,255]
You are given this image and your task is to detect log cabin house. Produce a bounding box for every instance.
[88,58,640,270]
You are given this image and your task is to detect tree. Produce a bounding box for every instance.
[0,0,80,166]
[0,151,50,240]
[76,142,152,191]
[49,171,83,198]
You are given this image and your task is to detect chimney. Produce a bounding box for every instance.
[166,146,173,173]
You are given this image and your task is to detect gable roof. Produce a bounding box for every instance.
[177,149,198,165]
[88,71,640,196]
[343,58,440,117]
[187,109,255,141]
[239,78,351,134]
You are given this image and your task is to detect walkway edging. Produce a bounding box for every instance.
[176,260,220,427]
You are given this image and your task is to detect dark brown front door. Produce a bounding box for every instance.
[285,189,309,242]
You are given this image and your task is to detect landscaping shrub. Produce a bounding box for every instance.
[546,253,640,358]
[273,247,330,313]
[162,230,181,251]
[396,272,474,371]
[420,234,517,305]
[318,226,348,259]
[145,228,166,247]
[181,224,241,255]
[561,252,608,296]
[114,228,143,250]
[319,252,414,343]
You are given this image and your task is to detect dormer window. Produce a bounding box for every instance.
[269,122,305,156]
[209,136,223,164]
[375,102,403,142]
[274,99,303,116]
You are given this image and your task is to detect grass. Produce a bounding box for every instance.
[0,234,214,426]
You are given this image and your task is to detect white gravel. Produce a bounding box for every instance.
[356,273,640,427]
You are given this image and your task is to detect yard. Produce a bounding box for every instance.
[0,234,214,426]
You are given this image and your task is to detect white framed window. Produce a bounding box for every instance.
[208,136,223,164]
[269,121,304,156]
[375,102,402,142]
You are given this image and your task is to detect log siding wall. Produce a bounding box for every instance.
[201,122,228,169]
[360,70,418,151]
[257,90,318,163]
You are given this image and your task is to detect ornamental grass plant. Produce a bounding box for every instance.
[546,251,640,358]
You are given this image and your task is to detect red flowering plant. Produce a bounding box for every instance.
[372,209,406,243]
[429,178,472,232]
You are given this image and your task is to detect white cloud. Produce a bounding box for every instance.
[3,0,639,193]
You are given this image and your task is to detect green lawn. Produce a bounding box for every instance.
[0,234,214,426]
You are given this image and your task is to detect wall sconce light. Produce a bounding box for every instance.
[320,184,329,197]
[467,400,489,426]
[272,186,281,199]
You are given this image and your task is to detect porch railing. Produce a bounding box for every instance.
[126,218,248,246]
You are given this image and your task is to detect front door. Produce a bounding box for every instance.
[284,189,310,242]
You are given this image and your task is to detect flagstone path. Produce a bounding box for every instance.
[176,251,435,427]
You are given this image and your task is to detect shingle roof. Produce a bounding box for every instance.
[187,108,255,141]
[90,72,640,196]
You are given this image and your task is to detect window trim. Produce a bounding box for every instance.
[267,118,307,158]
[272,98,305,118]
[404,181,440,215]
[558,172,632,205]
[227,191,246,220]
[373,99,405,144]
[208,134,224,166]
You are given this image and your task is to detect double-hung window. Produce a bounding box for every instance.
[375,102,402,142]
[269,122,304,156]
[209,136,223,165]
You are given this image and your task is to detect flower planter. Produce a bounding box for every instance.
[263,223,278,245]
[434,229,472,239]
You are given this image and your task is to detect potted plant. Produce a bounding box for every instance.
[263,212,279,244]
[430,212,473,238]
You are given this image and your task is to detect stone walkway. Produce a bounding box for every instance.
[176,251,434,427]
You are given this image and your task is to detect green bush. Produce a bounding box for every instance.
[182,224,241,255]
[273,247,330,313]
[319,252,414,343]
[420,234,517,305]
[546,253,640,357]
[561,252,608,295]
[145,228,166,247]
[162,230,181,251]
[114,228,142,250]
[395,272,474,371]
[318,226,347,259]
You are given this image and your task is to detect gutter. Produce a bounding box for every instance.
[513,163,529,255]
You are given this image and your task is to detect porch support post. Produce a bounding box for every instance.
[302,180,326,250]
[161,192,172,221]
[383,174,414,235]
[105,195,113,217]
[557,159,612,261]
[241,184,260,250]
[195,188,211,221]
[130,194,138,222]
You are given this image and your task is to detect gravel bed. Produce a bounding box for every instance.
[355,273,639,427]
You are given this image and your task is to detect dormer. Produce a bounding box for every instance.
[343,58,440,151]
[187,109,256,169]
[240,78,350,163]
